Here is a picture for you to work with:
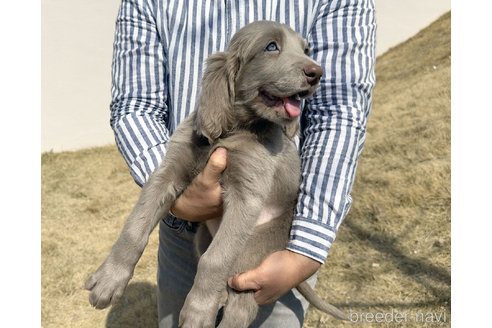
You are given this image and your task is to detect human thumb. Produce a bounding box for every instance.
[202,147,227,183]
[228,270,261,292]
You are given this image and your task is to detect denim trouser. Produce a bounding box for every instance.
[157,213,317,328]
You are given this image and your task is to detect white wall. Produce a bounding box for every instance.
[375,0,450,56]
[42,0,121,152]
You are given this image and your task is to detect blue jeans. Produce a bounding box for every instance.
[157,213,317,327]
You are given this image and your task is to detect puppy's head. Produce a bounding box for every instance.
[195,21,323,142]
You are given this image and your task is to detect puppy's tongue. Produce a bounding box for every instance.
[282,97,301,118]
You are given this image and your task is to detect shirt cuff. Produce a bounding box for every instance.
[286,216,337,264]
[128,143,167,187]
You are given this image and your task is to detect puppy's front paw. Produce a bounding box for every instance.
[179,294,217,328]
[84,261,132,309]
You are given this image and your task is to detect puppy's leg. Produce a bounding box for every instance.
[84,161,187,309]
[179,156,275,328]
[85,126,198,309]
[218,288,258,328]
[194,224,213,257]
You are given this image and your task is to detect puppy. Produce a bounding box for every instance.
[85,21,348,327]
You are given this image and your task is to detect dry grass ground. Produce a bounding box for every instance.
[41,12,451,327]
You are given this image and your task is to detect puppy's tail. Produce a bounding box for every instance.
[295,282,349,321]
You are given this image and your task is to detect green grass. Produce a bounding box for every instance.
[41,12,451,327]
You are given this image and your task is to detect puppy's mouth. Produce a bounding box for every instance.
[259,90,309,118]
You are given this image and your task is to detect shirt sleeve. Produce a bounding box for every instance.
[286,0,377,263]
[110,0,169,187]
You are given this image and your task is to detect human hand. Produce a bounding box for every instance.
[171,147,227,222]
[227,249,321,305]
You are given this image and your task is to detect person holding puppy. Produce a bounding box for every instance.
[109,0,376,326]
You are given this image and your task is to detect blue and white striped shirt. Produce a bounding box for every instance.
[110,0,376,263]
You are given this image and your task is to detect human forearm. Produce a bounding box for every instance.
[110,0,170,186]
[287,0,377,263]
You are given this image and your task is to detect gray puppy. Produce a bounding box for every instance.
[85,21,348,327]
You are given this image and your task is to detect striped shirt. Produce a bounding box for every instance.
[110,0,376,263]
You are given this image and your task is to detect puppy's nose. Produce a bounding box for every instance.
[304,63,323,85]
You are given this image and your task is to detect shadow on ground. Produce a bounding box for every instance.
[344,219,450,304]
[106,282,158,328]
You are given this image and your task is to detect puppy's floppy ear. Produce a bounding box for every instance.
[284,119,300,140]
[195,52,239,144]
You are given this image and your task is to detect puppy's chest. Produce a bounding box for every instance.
[254,165,300,226]
[256,202,292,226]
[208,136,300,236]
[206,203,293,238]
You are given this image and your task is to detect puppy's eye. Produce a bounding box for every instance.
[304,47,310,55]
[265,42,278,52]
